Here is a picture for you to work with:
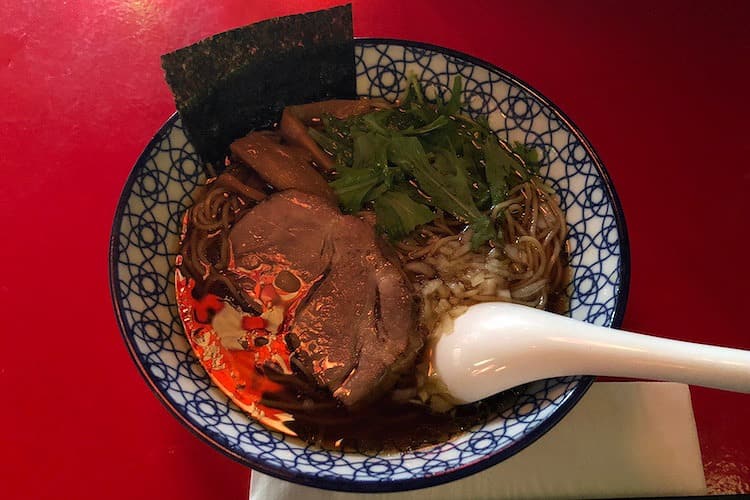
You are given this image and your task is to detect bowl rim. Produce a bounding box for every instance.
[109,37,630,493]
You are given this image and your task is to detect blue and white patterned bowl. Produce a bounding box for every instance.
[109,39,629,492]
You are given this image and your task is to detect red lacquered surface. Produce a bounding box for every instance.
[1,1,749,498]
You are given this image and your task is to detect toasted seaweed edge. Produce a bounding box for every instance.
[161,4,355,165]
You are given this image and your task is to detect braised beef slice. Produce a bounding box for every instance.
[229,190,421,406]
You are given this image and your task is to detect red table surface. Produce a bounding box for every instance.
[2,0,749,498]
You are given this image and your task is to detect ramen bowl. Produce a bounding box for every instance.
[109,39,629,492]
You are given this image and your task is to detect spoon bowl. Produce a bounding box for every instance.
[433,302,750,404]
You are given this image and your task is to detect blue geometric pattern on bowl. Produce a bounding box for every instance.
[110,39,629,492]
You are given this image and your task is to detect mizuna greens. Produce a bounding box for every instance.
[309,75,541,248]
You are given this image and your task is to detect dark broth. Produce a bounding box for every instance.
[277,378,526,452]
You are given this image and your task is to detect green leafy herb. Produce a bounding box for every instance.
[469,215,495,249]
[484,138,517,205]
[386,138,495,248]
[511,142,542,176]
[418,146,482,221]
[438,76,463,116]
[352,132,389,171]
[329,166,383,212]
[310,75,544,248]
[401,115,451,136]
[374,189,436,240]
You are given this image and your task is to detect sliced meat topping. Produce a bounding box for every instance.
[228,190,422,406]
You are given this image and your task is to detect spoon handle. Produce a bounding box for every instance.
[551,318,750,393]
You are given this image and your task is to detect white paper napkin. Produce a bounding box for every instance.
[250,382,706,499]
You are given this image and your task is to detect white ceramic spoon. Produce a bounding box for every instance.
[432,302,750,404]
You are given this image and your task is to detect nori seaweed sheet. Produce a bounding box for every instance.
[161,5,355,166]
